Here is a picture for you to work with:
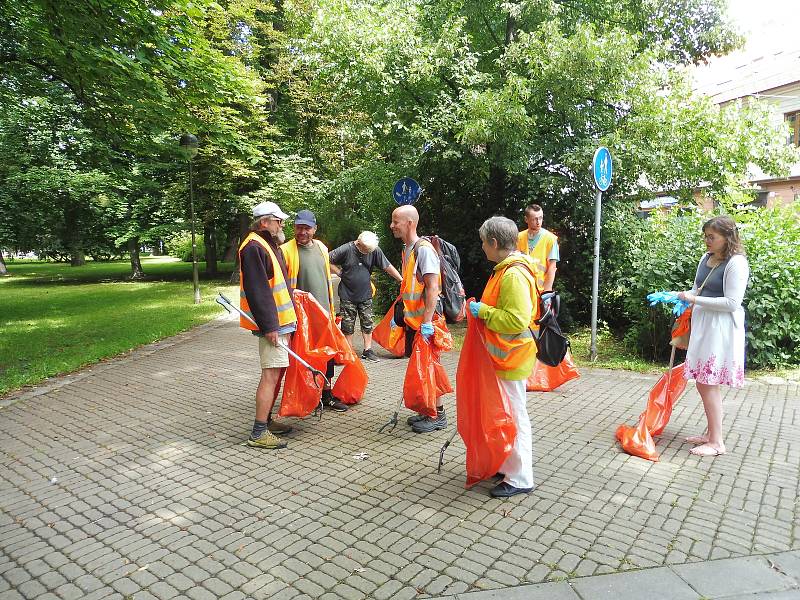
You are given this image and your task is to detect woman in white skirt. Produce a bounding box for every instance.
[677,216,749,457]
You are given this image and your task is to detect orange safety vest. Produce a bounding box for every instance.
[238,233,296,331]
[280,238,336,317]
[401,239,441,330]
[480,259,537,373]
[516,228,557,324]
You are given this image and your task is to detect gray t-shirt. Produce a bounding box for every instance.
[404,242,440,281]
[296,243,331,310]
[329,242,391,303]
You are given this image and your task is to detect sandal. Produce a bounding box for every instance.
[689,443,726,457]
[685,435,708,445]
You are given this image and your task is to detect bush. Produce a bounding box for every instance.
[602,203,800,369]
[164,232,224,263]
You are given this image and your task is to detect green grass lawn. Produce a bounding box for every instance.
[1,257,238,396]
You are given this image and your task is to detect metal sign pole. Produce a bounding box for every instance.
[589,146,612,362]
[590,189,602,361]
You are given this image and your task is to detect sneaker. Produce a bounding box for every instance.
[267,420,293,435]
[361,348,380,362]
[490,481,533,498]
[406,413,426,425]
[411,411,447,433]
[322,393,348,412]
[246,431,288,449]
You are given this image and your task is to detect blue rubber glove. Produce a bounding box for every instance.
[469,301,483,318]
[390,318,397,329]
[420,322,434,340]
[646,291,690,317]
[646,291,678,306]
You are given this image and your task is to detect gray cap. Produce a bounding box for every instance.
[252,201,288,220]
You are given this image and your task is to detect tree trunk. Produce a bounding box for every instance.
[64,202,86,266]
[128,238,144,279]
[228,214,250,284]
[205,223,218,276]
[0,250,8,276]
[70,249,86,266]
[489,161,506,208]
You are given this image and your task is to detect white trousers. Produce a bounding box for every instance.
[498,378,534,489]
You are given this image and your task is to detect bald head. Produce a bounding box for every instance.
[390,205,420,243]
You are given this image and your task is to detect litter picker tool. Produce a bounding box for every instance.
[216,292,331,393]
[437,428,459,473]
[378,396,405,433]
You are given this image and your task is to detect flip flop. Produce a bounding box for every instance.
[690,444,726,457]
[685,435,708,445]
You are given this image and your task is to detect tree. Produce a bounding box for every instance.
[275,0,795,313]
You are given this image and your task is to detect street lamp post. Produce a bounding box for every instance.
[179,133,201,304]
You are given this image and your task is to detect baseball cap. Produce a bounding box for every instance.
[252,201,288,220]
[295,209,317,227]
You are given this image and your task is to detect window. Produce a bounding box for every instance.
[787,111,800,146]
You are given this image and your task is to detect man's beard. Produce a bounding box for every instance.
[274,230,286,244]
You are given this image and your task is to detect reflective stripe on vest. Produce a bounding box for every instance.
[400,239,440,330]
[480,260,537,372]
[238,233,296,331]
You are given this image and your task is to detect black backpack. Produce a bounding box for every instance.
[414,235,467,323]
[535,290,569,367]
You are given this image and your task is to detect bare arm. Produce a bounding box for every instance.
[329,263,342,275]
[385,264,402,283]
[543,259,557,291]
[421,272,440,324]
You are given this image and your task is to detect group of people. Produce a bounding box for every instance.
[238,197,750,496]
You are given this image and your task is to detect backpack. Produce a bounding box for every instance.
[414,235,467,323]
[534,290,569,367]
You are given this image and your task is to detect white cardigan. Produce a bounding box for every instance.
[690,253,749,329]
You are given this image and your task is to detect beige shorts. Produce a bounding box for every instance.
[258,334,291,369]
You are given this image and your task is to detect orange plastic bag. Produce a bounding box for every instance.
[456,310,516,487]
[332,354,368,405]
[402,318,453,416]
[279,291,368,417]
[526,351,580,391]
[372,297,405,357]
[403,343,452,416]
[670,307,692,349]
[615,362,688,461]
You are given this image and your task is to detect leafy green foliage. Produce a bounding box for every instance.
[603,204,800,368]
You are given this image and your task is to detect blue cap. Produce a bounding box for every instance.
[295,209,317,227]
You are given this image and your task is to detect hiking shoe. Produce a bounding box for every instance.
[490,481,533,498]
[246,431,288,449]
[267,420,293,435]
[411,411,447,433]
[361,348,380,362]
[322,393,348,412]
[406,413,426,425]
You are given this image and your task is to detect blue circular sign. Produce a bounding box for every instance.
[393,177,421,205]
[592,147,613,192]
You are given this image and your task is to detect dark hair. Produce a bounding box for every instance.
[703,215,744,259]
[524,204,543,216]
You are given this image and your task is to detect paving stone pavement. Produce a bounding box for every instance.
[1,317,799,600]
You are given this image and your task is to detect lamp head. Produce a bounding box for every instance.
[179,133,199,159]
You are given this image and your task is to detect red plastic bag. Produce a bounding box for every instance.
[456,310,517,487]
[526,351,580,391]
[279,291,367,417]
[615,362,688,461]
[372,297,405,357]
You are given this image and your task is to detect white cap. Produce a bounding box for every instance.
[252,201,288,220]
